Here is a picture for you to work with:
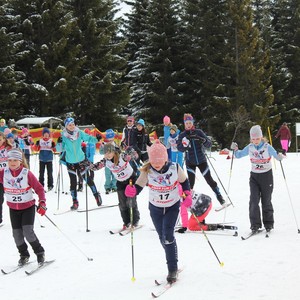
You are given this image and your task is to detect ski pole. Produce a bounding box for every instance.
[279,161,300,233]
[43,211,93,261]
[190,210,224,267]
[36,214,45,228]
[205,153,234,207]
[85,171,90,232]
[227,150,235,194]
[56,163,61,210]
[129,179,136,282]
[268,127,276,169]
[61,163,66,194]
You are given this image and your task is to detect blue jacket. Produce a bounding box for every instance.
[62,127,97,164]
[177,129,211,166]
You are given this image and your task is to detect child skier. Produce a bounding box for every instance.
[61,117,102,210]
[100,129,117,194]
[167,124,183,168]
[0,149,47,265]
[232,125,284,232]
[177,113,226,207]
[177,190,220,232]
[19,128,34,169]
[93,143,140,227]
[35,127,56,191]
[124,140,192,283]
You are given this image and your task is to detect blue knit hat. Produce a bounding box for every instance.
[105,129,115,139]
[6,133,14,139]
[42,127,50,135]
[137,119,145,127]
[64,117,74,127]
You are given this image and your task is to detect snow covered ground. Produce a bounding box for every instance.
[1,151,300,300]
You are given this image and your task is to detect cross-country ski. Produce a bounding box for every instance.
[25,260,55,276]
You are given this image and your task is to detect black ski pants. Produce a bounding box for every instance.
[249,170,274,229]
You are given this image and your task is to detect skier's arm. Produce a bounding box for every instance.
[234,144,250,159]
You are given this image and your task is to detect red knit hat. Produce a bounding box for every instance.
[148,140,168,165]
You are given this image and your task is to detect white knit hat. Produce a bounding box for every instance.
[250,125,263,139]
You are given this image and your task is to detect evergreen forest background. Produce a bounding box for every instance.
[0,0,299,149]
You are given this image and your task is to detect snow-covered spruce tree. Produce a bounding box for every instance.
[122,0,149,118]
[0,0,24,119]
[207,0,274,147]
[128,0,182,130]
[8,0,84,116]
[69,0,130,128]
[269,0,300,125]
[179,0,231,136]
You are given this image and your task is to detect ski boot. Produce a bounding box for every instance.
[167,270,178,284]
[95,193,102,207]
[18,255,30,266]
[70,200,79,210]
[37,253,45,266]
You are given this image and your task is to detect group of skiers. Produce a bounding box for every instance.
[0,114,288,284]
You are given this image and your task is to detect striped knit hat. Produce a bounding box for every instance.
[7,149,23,161]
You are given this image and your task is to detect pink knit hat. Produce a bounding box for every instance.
[163,115,170,124]
[148,140,168,165]
[21,128,29,135]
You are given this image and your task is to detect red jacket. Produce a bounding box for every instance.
[275,125,291,140]
[0,165,46,210]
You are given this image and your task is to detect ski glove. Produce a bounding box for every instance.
[230,142,238,151]
[176,227,187,234]
[277,153,285,161]
[37,201,47,216]
[182,190,192,208]
[182,137,190,147]
[24,137,32,146]
[124,154,132,162]
[125,184,137,198]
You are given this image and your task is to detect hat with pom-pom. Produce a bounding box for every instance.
[148,140,168,165]
[250,125,263,139]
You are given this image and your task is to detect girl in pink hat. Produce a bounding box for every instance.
[125,140,192,284]
[19,128,34,169]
